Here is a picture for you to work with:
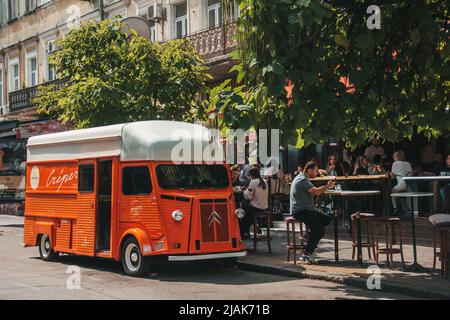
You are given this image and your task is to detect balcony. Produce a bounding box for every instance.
[187,22,237,63]
[8,78,68,114]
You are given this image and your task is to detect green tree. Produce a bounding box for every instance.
[34,19,209,128]
[228,0,449,149]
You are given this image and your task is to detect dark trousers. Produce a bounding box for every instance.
[293,209,332,255]
[240,204,264,235]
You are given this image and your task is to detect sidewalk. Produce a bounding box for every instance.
[0,214,24,227]
[237,229,450,299]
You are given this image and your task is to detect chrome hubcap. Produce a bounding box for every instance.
[41,235,50,257]
[125,243,140,272]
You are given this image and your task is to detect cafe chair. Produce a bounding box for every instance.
[429,214,450,271]
[374,217,406,269]
[285,216,308,264]
[350,212,376,261]
[252,211,272,253]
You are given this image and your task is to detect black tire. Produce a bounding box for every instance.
[121,237,151,277]
[38,234,59,261]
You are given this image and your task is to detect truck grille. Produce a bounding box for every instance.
[199,199,230,243]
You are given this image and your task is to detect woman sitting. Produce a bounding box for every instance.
[390,151,412,215]
[369,154,387,175]
[240,167,269,239]
[326,154,343,176]
[353,155,370,175]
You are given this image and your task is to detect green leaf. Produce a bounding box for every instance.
[334,34,349,49]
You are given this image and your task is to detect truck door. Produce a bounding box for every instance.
[96,159,112,251]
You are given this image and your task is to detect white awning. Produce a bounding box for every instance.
[27,121,215,162]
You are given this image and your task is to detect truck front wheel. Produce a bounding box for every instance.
[121,237,151,277]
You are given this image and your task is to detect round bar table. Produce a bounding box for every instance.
[325,190,381,264]
[390,192,434,272]
[403,176,450,213]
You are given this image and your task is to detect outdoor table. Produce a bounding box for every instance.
[390,192,434,272]
[312,175,391,215]
[324,189,381,264]
[403,176,450,213]
[403,176,450,182]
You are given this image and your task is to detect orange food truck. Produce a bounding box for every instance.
[23,121,246,276]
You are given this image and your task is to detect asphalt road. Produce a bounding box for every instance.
[0,223,417,300]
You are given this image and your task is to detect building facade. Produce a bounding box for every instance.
[0,0,239,119]
[0,0,239,215]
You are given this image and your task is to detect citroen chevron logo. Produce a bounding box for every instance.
[208,210,222,227]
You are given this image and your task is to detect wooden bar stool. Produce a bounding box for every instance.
[252,211,272,253]
[429,214,450,271]
[285,217,308,264]
[438,225,450,279]
[374,217,405,269]
[351,212,376,261]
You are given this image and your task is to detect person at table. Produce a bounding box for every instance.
[390,151,412,215]
[364,138,384,163]
[341,161,351,176]
[240,167,269,240]
[293,164,304,177]
[239,162,260,187]
[290,161,335,264]
[326,155,343,176]
[439,154,450,209]
[369,154,387,175]
[353,156,370,175]
[230,165,244,209]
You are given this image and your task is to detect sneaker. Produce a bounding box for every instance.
[298,254,317,265]
[298,255,312,265]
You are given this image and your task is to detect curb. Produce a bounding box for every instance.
[237,259,450,300]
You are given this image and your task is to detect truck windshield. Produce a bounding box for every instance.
[156,165,229,189]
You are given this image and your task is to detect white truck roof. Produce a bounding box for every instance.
[27,121,212,162]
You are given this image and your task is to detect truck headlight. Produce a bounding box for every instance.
[172,210,183,222]
[235,208,245,219]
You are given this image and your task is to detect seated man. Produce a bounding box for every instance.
[290,161,335,264]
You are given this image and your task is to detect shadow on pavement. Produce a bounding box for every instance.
[31,253,296,286]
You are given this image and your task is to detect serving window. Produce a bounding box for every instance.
[78,164,95,192]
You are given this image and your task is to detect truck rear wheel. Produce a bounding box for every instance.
[121,237,151,277]
[38,234,59,261]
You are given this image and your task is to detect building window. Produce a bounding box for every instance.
[36,0,51,6]
[148,3,157,42]
[122,166,152,195]
[8,58,19,92]
[208,0,222,29]
[26,51,38,87]
[45,40,56,81]
[0,0,8,25]
[175,1,188,38]
[26,0,37,12]
[0,65,3,107]
[8,0,20,20]
[230,0,240,20]
[78,164,95,192]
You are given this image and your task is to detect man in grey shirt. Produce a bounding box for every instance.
[290,161,335,263]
